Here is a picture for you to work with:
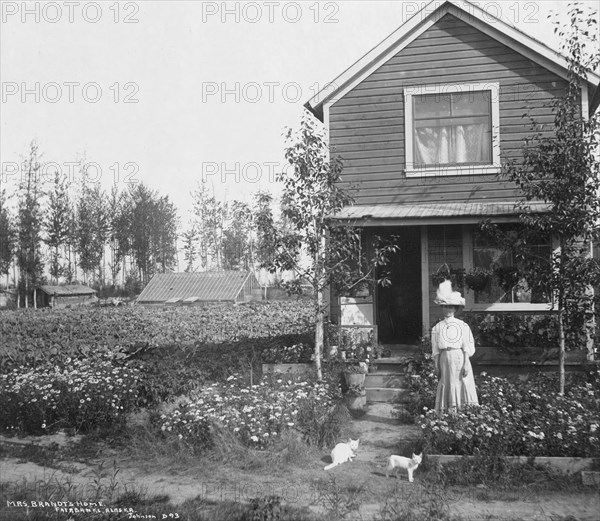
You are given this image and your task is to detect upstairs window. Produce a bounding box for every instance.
[404,83,500,176]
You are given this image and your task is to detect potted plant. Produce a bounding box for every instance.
[351,281,371,298]
[343,361,368,386]
[494,265,520,293]
[344,384,367,411]
[430,263,465,290]
[464,267,492,292]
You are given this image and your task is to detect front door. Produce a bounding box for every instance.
[376,227,422,344]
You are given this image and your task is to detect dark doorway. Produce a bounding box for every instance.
[376,227,422,344]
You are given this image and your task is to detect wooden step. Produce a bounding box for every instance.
[364,373,407,388]
[371,359,407,373]
[366,387,411,402]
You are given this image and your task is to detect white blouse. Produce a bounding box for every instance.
[431,317,475,358]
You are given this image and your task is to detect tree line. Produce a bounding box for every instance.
[0,142,283,306]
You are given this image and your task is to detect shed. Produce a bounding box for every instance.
[136,271,261,306]
[0,289,15,308]
[38,284,98,309]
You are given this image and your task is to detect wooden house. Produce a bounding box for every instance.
[136,271,261,306]
[305,0,599,348]
[38,284,98,309]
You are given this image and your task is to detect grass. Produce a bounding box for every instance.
[2,394,598,520]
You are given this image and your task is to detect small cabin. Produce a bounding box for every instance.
[38,284,98,309]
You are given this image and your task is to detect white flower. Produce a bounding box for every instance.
[250,435,259,442]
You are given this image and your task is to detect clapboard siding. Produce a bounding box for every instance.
[329,14,569,205]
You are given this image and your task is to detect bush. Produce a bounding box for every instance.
[462,313,558,352]
[159,374,343,451]
[418,370,600,457]
[0,355,140,435]
[261,343,313,364]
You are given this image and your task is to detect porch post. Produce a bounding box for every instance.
[420,226,429,336]
[462,225,474,308]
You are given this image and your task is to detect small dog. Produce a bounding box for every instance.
[385,453,422,482]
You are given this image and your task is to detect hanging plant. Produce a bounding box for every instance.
[350,280,371,297]
[430,263,465,289]
[464,267,493,292]
[494,265,521,293]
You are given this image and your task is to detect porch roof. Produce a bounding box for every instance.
[329,201,550,226]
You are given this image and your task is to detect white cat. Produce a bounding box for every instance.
[324,439,360,470]
[385,453,422,482]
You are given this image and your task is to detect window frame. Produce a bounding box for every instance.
[461,225,556,312]
[404,82,501,177]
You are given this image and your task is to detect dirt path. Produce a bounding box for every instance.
[2,405,599,520]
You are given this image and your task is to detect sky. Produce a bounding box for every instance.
[1,0,598,227]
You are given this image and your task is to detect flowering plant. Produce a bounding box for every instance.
[344,362,368,374]
[0,354,140,435]
[159,374,342,450]
[418,370,600,458]
[345,384,366,397]
[261,343,313,364]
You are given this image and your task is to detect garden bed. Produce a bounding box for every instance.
[405,363,600,459]
[262,363,313,374]
[427,454,597,474]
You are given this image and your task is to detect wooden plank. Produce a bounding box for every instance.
[330,120,404,131]
[332,140,403,153]
[329,110,402,122]
[363,61,548,82]
[331,133,404,145]
[346,73,564,97]
[330,102,403,115]
[333,94,403,107]
[336,148,403,160]
[421,226,430,335]
[392,39,509,58]
[342,185,519,199]
[383,51,532,70]
[462,225,474,307]
[345,188,523,205]
[371,48,519,67]
[343,178,515,193]
[336,157,406,168]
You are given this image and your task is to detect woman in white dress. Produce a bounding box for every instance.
[431,281,479,414]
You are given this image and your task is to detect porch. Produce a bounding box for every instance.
[365,343,593,405]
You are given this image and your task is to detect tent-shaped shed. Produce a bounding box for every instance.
[38,284,98,309]
[136,271,261,306]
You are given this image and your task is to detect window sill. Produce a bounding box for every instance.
[405,165,501,178]
[465,303,555,312]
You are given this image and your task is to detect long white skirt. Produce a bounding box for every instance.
[435,349,479,414]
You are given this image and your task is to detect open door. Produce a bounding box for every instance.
[376,227,422,345]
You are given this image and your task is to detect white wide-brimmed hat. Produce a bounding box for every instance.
[434,280,465,306]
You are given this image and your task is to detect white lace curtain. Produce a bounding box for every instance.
[414,122,489,166]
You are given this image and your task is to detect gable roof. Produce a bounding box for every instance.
[136,271,256,303]
[306,0,600,120]
[38,284,96,296]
